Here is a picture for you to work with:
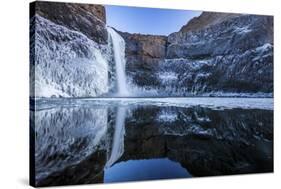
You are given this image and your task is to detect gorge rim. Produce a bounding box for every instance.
[30,1,274,187]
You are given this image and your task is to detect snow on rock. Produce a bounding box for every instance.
[234,26,252,34]
[123,13,273,97]
[31,15,110,97]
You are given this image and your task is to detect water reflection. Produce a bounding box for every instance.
[104,158,191,183]
[105,107,126,168]
[31,98,273,186]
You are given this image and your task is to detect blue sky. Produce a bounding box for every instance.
[105,5,202,35]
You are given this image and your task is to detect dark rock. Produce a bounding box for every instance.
[123,12,273,96]
[162,43,273,94]
[36,150,106,187]
[34,1,108,44]
[165,13,273,95]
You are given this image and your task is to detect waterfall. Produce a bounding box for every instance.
[107,27,130,96]
[105,107,126,168]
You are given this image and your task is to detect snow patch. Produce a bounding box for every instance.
[157,111,178,122]
[234,26,252,34]
[158,72,178,84]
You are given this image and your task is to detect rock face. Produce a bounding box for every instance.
[123,12,273,96]
[179,12,241,33]
[119,32,168,88]
[30,2,113,97]
[33,1,107,44]
[167,14,273,58]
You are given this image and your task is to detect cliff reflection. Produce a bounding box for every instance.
[32,99,273,186]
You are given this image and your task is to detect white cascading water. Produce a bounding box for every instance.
[105,107,126,168]
[107,27,130,96]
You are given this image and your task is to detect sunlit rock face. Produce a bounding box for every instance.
[123,12,273,97]
[179,12,241,33]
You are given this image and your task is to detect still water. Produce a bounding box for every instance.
[30,97,273,186]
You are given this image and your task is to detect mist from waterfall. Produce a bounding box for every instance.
[107,27,130,96]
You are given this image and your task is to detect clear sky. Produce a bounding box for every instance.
[105,5,202,36]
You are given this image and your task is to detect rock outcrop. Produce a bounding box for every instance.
[119,32,168,88]
[179,12,241,33]
[167,14,273,58]
[166,13,273,95]
[123,12,273,96]
[33,1,108,44]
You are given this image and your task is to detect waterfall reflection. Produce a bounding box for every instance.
[32,98,273,186]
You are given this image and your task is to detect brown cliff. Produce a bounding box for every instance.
[33,1,108,44]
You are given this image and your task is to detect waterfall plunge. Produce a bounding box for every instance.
[107,27,130,97]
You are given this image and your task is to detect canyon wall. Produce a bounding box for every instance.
[31,2,273,97]
[123,12,273,96]
[119,32,167,88]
